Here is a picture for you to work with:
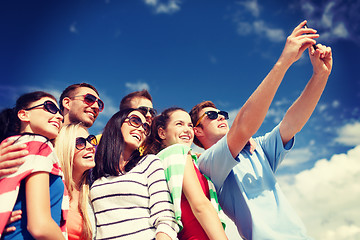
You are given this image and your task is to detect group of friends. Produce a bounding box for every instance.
[0,21,333,240]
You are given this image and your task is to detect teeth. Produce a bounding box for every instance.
[180,136,190,140]
[131,134,141,141]
[88,112,95,117]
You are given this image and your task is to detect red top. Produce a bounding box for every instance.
[67,203,83,240]
[178,162,210,240]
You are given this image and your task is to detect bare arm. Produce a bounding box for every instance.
[227,20,318,158]
[0,140,28,177]
[183,154,227,240]
[156,232,172,240]
[25,172,65,240]
[280,43,333,144]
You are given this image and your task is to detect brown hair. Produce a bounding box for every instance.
[59,83,99,111]
[119,89,152,110]
[189,101,216,148]
[143,107,186,155]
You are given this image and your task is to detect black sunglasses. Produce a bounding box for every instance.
[125,115,151,136]
[138,106,157,117]
[195,110,229,127]
[25,100,61,115]
[75,134,97,150]
[72,94,104,112]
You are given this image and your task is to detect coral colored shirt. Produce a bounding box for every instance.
[67,204,83,240]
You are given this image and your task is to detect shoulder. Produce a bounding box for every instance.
[199,135,231,161]
[138,154,163,169]
[158,144,191,158]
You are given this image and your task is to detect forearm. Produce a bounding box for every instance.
[280,72,329,144]
[228,60,290,156]
[191,201,227,240]
[156,232,172,240]
[28,220,65,240]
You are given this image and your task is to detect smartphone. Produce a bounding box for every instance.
[304,23,317,50]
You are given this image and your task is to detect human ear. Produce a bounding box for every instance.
[62,97,71,111]
[17,109,30,122]
[193,126,204,137]
[158,127,166,140]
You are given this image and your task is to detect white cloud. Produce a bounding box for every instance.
[232,3,285,43]
[125,81,150,92]
[335,122,360,146]
[332,22,349,38]
[69,22,78,34]
[278,147,313,168]
[278,145,360,240]
[265,106,285,124]
[253,21,285,42]
[99,95,118,118]
[332,100,340,108]
[301,2,315,15]
[237,0,260,17]
[321,1,335,28]
[144,0,181,14]
[317,103,327,113]
[297,0,356,43]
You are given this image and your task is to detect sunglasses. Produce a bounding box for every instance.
[195,110,229,127]
[25,100,61,115]
[72,94,104,112]
[138,106,157,117]
[125,115,151,136]
[75,134,97,150]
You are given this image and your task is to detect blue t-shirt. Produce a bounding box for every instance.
[2,174,64,240]
[197,125,312,240]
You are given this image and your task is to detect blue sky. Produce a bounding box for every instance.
[1,0,359,239]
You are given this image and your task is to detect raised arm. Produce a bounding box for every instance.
[279,43,333,145]
[182,154,227,240]
[227,20,319,158]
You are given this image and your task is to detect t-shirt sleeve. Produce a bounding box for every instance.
[145,155,179,239]
[255,124,295,172]
[197,135,239,191]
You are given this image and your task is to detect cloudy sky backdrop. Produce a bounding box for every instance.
[1,0,359,239]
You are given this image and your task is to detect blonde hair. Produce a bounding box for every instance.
[54,123,93,239]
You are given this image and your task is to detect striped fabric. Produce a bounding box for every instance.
[90,154,178,240]
[157,144,226,230]
[0,134,69,238]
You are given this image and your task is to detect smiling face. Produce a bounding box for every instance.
[196,107,229,144]
[73,127,96,176]
[66,87,101,127]
[159,110,194,148]
[121,110,148,153]
[21,97,63,140]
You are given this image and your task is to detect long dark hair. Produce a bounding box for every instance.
[143,107,186,155]
[0,91,57,143]
[91,108,147,181]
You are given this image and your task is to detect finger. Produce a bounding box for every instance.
[0,139,15,148]
[3,226,16,234]
[10,210,22,217]
[0,143,28,156]
[0,150,29,163]
[0,144,27,158]
[298,33,319,41]
[0,167,20,176]
[9,211,22,223]
[293,20,307,33]
[0,157,25,168]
